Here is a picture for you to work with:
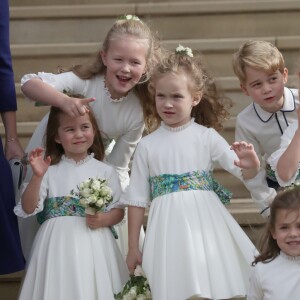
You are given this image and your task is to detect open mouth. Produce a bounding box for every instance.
[117,75,131,83]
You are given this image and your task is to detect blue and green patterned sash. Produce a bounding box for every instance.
[37,196,118,239]
[149,170,232,205]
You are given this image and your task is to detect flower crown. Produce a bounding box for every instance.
[118,14,140,21]
[175,44,193,57]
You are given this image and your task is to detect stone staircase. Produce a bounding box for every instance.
[2,0,300,297]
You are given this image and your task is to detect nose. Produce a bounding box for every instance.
[121,62,130,73]
[74,129,83,138]
[289,227,300,238]
[262,83,272,94]
[163,98,173,108]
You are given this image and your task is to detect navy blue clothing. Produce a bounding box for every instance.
[0,0,25,274]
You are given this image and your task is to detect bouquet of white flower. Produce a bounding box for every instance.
[115,266,152,300]
[71,177,113,215]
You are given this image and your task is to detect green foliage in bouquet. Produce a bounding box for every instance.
[114,274,152,300]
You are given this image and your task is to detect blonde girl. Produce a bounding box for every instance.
[15,106,129,300]
[248,187,300,300]
[18,15,161,259]
[123,47,259,300]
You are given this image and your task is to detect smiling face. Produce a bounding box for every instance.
[55,113,95,162]
[155,72,201,128]
[271,208,300,257]
[101,34,148,99]
[241,66,288,113]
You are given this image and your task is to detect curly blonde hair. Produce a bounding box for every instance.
[148,50,232,131]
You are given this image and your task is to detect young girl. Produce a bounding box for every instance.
[247,187,300,300]
[14,106,129,300]
[123,47,259,300]
[19,14,160,258]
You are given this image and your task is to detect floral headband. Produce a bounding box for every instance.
[175,44,193,58]
[118,14,140,21]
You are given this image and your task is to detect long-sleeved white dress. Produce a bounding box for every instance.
[19,71,145,259]
[122,120,257,300]
[14,155,129,300]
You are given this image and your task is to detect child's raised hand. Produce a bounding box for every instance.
[231,141,260,170]
[60,95,95,117]
[29,147,51,177]
[126,248,143,275]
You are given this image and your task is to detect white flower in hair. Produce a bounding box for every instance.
[175,44,193,57]
[123,14,140,21]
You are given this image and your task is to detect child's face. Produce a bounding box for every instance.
[101,35,148,99]
[55,113,95,162]
[155,72,201,128]
[271,208,300,257]
[241,67,288,113]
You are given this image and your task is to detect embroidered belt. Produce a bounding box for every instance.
[149,170,232,205]
[37,196,118,239]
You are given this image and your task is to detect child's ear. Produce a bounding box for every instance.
[282,67,288,84]
[54,135,61,144]
[270,227,277,240]
[100,50,107,66]
[192,92,203,106]
[240,83,249,96]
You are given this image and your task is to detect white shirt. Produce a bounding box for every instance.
[235,87,299,216]
[247,252,300,300]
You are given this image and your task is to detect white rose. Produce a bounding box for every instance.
[88,195,97,204]
[80,188,91,198]
[100,186,112,197]
[128,286,137,298]
[95,198,104,207]
[136,295,146,300]
[91,179,101,190]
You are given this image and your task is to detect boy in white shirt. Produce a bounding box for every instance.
[232,40,299,217]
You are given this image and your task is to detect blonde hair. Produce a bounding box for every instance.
[148,50,232,131]
[232,40,285,85]
[60,16,162,132]
[253,187,300,265]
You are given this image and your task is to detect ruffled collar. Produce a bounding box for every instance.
[280,251,300,262]
[61,153,94,165]
[102,76,128,103]
[161,118,194,132]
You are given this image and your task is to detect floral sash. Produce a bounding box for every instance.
[149,170,232,205]
[37,196,118,239]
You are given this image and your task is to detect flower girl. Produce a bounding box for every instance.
[124,47,259,299]
[14,106,129,300]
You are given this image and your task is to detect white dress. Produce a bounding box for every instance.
[247,252,300,300]
[19,72,145,259]
[14,155,129,300]
[122,120,257,300]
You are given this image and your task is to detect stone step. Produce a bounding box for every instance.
[10,1,300,44]
[0,271,23,300]
[11,36,300,83]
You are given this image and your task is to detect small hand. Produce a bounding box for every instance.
[126,248,143,275]
[231,141,260,169]
[60,96,95,117]
[86,211,107,229]
[29,147,51,177]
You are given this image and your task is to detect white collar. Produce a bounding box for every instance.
[253,87,296,122]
